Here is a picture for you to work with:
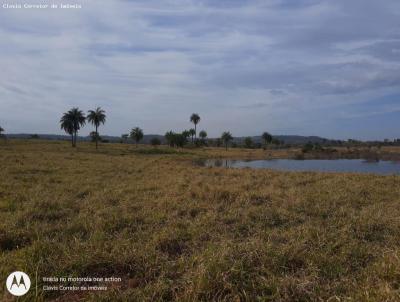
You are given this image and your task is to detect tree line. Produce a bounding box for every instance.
[56,108,276,150]
[2,112,400,148]
[1,108,276,150]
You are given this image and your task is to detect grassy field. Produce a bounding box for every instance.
[1,140,400,301]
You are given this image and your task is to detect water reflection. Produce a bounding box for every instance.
[195,159,400,175]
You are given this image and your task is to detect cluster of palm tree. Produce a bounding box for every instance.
[214,131,274,150]
[60,107,106,148]
[164,130,189,147]
[119,127,145,147]
[164,113,209,148]
[262,132,273,147]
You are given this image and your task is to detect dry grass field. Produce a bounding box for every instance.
[1,140,400,301]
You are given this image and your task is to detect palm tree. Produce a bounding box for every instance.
[199,130,207,139]
[189,128,196,143]
[221,131,233,151]
[130,127,144,147]
[190,113,200,139]
[87,107,106,149]
[60,113,75,147]
[262,132,273,148]
[60,108,86,147]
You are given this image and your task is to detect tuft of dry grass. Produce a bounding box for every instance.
[0,140,400,301]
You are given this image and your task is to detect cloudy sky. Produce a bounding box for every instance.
[1,0,400,140]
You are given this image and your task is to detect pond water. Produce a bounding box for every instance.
[197,159,400,175]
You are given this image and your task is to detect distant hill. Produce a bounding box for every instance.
[5,133,333,145]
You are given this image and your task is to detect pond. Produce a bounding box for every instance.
[196,159,400,175]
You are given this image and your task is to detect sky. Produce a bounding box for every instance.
[0,0,399,140]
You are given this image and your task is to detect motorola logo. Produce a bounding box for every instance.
[6,271,31,296]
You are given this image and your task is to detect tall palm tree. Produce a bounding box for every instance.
[262,132,273,147]
[221,131,233,151]
[87,107,106,149]
[60,108,86,147]
[130,127,144,147]
[190,113,200,139]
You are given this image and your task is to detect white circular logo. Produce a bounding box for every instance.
[6,271,31,296]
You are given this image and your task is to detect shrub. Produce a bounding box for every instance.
[302,142,314,153]
[151,137,161,147]
[244,137,253,148]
